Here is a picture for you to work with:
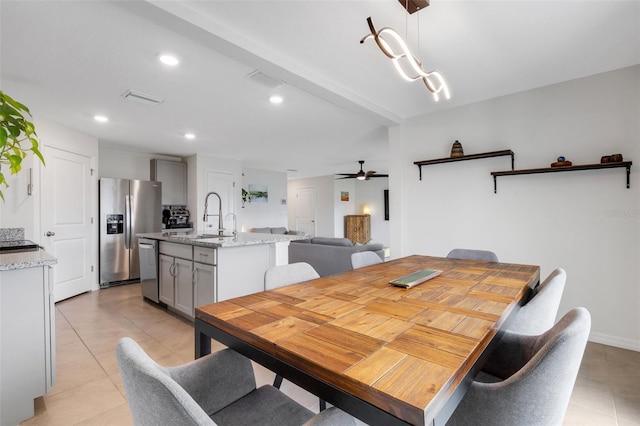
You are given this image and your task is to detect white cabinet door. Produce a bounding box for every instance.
[173,257,194,317]
[158,254,175,306]
[194,262,216,307]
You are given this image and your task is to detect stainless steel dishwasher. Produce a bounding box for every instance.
[138,238,159,302]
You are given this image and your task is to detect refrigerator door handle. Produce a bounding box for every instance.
[124,195,131,249]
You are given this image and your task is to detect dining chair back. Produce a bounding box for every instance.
[446,248,499,262]
[447,307,591,426]
[508,268,566,335]
[116,337,354,426]
[264,262,320,290]
[350,251,384,269]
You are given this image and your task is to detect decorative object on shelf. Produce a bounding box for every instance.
[491,161,633,193]
[551,156,572,167]
[450,140,464,158]
[359,1,450,102]
[414,149,514,180]
[0,91,46,201]
[601,153,623,163]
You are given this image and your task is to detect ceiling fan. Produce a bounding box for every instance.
[336,160,389,180]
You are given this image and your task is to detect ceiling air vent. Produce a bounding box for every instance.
[246,70,283,89]
[122,90,164,106]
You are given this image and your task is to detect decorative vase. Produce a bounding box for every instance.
[450,140,464,158]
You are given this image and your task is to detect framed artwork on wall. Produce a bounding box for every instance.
[341,191,349,202]
[248,184,268,202]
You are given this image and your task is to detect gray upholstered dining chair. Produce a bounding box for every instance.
[116,337,356,426]
[446,307,590,426]
[264,262,320,290]
[446,248,499,262]
[350,251,384,269]
[507,267,567,335]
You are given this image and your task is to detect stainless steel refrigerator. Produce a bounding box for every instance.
[99,178,162,288]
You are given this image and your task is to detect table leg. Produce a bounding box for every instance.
[194,319,212,359]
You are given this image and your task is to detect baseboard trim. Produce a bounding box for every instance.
[589,332,640,352]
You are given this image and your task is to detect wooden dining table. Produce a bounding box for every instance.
[195,255,540,426]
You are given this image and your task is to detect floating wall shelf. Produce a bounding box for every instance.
[490,161,632,193]
[414,149,514,180]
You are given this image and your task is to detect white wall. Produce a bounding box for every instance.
[333,179,356,237]
[288,175,391,246]
[0,151,38,239]
[185,154,242,234]
[391,65,640,350]
[353,178,390,248]
[98,147,180,180]
[287,176,336,237]
[241,168,288,231]
[1,118,99,243]
[1,118,100,290]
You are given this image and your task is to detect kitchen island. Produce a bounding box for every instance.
[0,238,57,425]
[137,232,305,319]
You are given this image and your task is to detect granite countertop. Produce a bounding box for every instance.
[138,232,306,248]
[0,249,58,271]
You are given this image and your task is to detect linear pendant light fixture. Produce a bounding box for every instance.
[360,0,450,101]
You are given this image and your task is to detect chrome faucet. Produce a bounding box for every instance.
[203,191,224,237]
[225,212,237,238]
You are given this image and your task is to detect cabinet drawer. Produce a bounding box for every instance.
[159,242,192,259]
[194,247,216,265]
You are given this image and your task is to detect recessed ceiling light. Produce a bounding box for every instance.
[159,54,179,66]
[269,95,283,104]
[184,133,195,140]
[94,115,108,123]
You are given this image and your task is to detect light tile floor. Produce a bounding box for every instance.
[20,283,640,425]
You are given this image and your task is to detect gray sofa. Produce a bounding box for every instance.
[289,237,384,277]
[251,227,305,235]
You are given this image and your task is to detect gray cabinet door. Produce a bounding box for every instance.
[151,160,187,205]
[174,257,194,317]
[194,262,216,308]
[158,254,175,306]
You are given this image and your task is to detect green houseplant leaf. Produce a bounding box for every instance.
[0,90,46,201]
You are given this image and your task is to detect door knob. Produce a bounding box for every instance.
[46,231,56,237]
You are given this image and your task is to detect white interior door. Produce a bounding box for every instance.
[202,171,235,234]
[41,147,93,302]
[296,187,316,237]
